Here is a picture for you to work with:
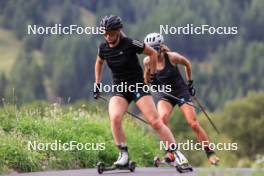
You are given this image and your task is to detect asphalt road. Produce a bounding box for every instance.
[5,167,264,176]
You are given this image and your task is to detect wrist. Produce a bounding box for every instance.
[187,80,193,86]
[94,82,101,87]
[94,82,101,92]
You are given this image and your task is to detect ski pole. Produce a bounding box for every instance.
[158,91,220,134]
[158,90,200,110]
[152,77,220,134]
[98,95,149,125]
[192,96,220,134]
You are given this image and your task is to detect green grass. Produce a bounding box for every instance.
[0,101,162,173]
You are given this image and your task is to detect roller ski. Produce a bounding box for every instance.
[97,160,136,174]
[154,150,193,173]
[97,145,136,174]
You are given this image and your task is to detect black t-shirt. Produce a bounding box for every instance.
[98,37,145,82]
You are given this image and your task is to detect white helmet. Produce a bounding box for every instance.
[144,33,164,47]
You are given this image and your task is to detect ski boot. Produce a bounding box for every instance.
[154,150,193,173]
[97,145,136,174]
[206,150,220,166]
[204,146,220,166]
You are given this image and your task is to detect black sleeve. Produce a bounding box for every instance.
[98,43,105,60]
[129,38,145,54]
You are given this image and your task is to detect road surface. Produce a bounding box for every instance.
[4,167,264,176]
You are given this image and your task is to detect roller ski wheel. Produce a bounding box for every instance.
[128,160,136,172]
[176,163,193,173]
[153,156,160,167]
[97,162,105,174]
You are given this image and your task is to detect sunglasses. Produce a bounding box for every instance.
[103,30,119,37]
[152,45,161,52]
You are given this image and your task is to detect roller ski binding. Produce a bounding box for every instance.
[154,150,193,173]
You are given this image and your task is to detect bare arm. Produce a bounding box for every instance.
[143,44,158,75]
[94,55,104,84]
[168,52,192,81]
[143,57,151,84]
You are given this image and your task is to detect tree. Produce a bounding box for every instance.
[60,0,80,26]
[195,40,264,110]
[43,35,97,101]
[215,91,264,159]
[10,49,46,103]
[0,73,7,105]
[1,0,45,39]
[243,0,264,41]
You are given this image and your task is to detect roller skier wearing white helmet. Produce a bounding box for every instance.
[143,32,220,165]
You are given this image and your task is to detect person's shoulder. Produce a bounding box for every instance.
[166,51,180,58]
[143,56,150,65]
[99,41,107,49]
[98,41,108,58]
[165,51,185,66]
[121,37,133,44]
[122,37,142,44]
[126,37,144,48]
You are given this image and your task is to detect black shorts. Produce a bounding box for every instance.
[156,89,192,107]
[112,79,151,104]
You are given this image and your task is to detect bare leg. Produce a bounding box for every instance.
[136,95,176,145]
[180,103,209,145]
[157,100,174,126]
[109,96,128,145]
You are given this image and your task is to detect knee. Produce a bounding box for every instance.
[149,118,163,131]
[110,114,122,126]
[160,113,169,125]
[189,121,200,132]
